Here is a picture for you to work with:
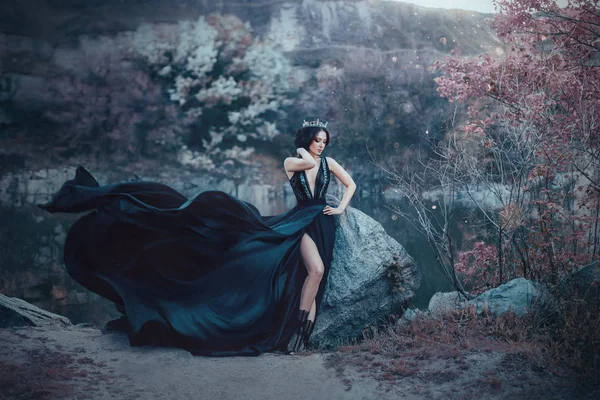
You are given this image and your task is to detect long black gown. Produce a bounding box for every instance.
[38,158,335,356]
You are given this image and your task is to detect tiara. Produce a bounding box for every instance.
[302,119,328,128]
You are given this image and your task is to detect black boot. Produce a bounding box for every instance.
[287,309,310,354]
[303,318,315,349]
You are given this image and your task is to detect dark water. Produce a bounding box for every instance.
[350,192,455,309]
[0,183,452,328]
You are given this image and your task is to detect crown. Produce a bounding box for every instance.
[302,119,328,128]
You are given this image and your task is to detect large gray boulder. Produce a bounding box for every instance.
[0,293,72,328]
[312,196,421,347]
[427,278,551,318]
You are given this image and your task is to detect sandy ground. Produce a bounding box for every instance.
[0,324,390,400]
[0,324,596,400]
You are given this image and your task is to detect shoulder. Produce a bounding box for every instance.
[283,157,300,174]
[283,157,294,169]
[325,156,339,170]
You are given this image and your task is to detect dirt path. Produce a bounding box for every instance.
[0,325,388,400]
[0,324,595,400]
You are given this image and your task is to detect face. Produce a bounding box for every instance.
[309,130,328,156]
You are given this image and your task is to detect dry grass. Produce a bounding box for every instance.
[539,292,600,387]
[322,289,600,398]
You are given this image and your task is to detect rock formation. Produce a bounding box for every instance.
[0,293,72,328]
[427,278,551,318]
[314,195,420,347]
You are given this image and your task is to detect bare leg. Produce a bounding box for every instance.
[288,234,323,354]
[299,233,324,320]
[308,299,317,322]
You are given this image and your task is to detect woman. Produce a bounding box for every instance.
[38,119,356,356]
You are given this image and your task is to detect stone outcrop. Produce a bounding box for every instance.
[0,293,72,328]
[313,195,420,347]
[0,0,501,178]
[427,278,551,318]
[1,1,499,53]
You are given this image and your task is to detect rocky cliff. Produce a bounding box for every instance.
[1,0,501,179]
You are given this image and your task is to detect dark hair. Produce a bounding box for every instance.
[294,126,331,153]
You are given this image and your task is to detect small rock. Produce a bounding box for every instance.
[397,307,423,325]
[0,293,72,328]
[428,291,466,317]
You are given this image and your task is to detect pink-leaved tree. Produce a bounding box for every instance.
[429,0,600,291]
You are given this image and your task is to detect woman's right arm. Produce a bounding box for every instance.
[284,148,317,172]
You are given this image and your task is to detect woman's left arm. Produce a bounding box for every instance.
[323,157,357,215]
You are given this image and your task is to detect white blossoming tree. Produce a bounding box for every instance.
[129,13,297,168]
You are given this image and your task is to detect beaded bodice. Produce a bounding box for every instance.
[289,157,330,203]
